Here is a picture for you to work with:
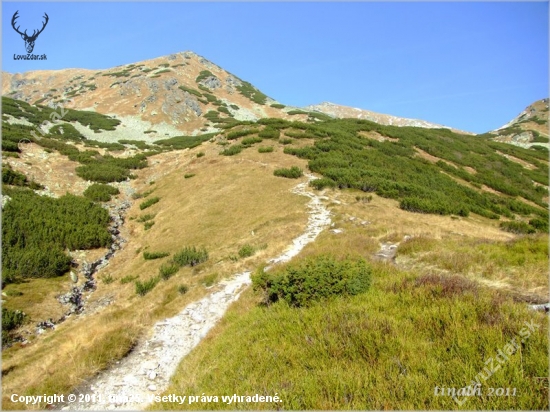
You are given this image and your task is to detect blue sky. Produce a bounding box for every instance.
[1,1,548,133]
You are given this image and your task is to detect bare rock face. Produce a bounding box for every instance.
[199,75,222,90]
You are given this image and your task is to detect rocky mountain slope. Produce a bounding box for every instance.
[489,98,549,149]
[3,50,469,139]
[303,101,471,134]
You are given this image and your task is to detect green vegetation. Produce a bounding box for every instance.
[159,263,180,280]
[2,189,111,284]
[133,189,155,200]
[499,220,536,234]
[178,284,189,294]
[196,70,215,83]
[137,213,155,222]
[139,196,160,210]
[236,81,268,105]
[144,221,155,230]
[135,276,160,296]
[155,134,214,150]
[274,166,303,179]
[2,308,27,345]
[2,164,43,190]
[238,244,255,258]
[172,246,209,267]
[178,85,203,97]
[48,123,86,141]
[220,144,244,156]
[241,136,262,147]
[154,256,547,410]
[2,97,120,132]
[83,183,120,202]
[253,255,372,307]
[143,251,170,260]
[270,103,286,109]
[287,109,308,115]
[226,128,259,140]
[258,146,274,153]
[258,127,280,139]
[184,173,196,179]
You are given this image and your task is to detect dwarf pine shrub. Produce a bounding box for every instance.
[252,255,372,307]
[274,166,303,179]
[172,246,209,267]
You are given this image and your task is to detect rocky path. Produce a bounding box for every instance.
[60,174,331,411]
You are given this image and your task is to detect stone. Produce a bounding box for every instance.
[148,384,157,391]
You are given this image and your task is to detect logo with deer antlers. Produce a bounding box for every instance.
[11,11,49,54]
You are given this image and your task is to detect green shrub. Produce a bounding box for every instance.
[241,137,262,147]
[144,221,155,230]
[258,146,274,153]
[178,284,189,294]
[2,308,26,345]
[196,70,215,83]
[133,189,155,200]
[274,166,303,179]
[83,184,120,202]
[226,129,259,140]
[220,145,244,156]
[196,152,205,158]
[159,263,179,280]
[259,127,280,139]
[139,196,160,210]
[172,246,209,267]
[500,221,536,234]
[137,213,155,222]
[238,244,255,258]
[236,81,268,105]
[279,138,293,145]
[310,177,337,190]
[252,255,372,307]
[184,173,195,179]
[270,103,286,109]
[143,251,170,260]
[135,276,160,296]
[529,217,548,232]
[287,110,308,115]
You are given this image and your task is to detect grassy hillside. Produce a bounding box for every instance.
[1,96,548,409]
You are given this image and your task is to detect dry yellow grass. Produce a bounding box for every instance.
[1,140,314,407]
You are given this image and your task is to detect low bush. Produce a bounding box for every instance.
[500,220,536,234]
[274,166,303,179]
[144,221,155,230]
[178,284,189,294]
[2,308,26,345]
[139,196,160,210]
[258,146,274,153]
[135,276,160,296]
[259,127,280,139]
[241,137,262,147]
[252,255,372,307]
[220,145,244,156]
[143,251,170,260]
[172,246,209,267]
[238,244,255,258]
[83,183,120,202]
[159,263,179,280]
[184,173,195,179]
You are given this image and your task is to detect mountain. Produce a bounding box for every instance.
[2,52,548,410]
[3,51,470,139]
[1,51,298,138]
[303,101,472,134]
[489,98,549,149]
